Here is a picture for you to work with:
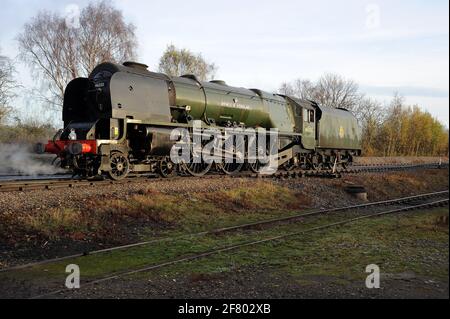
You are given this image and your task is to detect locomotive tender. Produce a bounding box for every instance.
[39,61,362,180]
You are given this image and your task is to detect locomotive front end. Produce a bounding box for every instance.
[36,122,102,177]
[36,61,173,179]
[36,62,125,178]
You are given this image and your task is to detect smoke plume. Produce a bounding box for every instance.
[0,143,64,175]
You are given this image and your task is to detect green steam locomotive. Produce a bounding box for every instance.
[39,61,361,179]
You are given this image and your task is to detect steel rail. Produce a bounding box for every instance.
[29,197,448,299]
[0,162,446,193]
[2,190,447,273]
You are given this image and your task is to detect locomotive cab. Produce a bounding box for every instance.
[286,97,317,150]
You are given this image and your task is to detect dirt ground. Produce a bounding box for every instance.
[58,266,448,299]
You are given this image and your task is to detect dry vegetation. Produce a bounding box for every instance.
[0,122,55,144]
[0,169,447,266]
[0,169,448,298]
[14,181,308,243]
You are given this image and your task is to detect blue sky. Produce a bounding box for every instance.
[0,0,448,126]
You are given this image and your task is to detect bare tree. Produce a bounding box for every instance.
[0,48,16,122]
[279,79,316,101]
[158,44,217,81]
[314,73,361,109]
[353,97,384,155]
[17,1,137,108]
[280,73,362,110]
[78,2,137,75]
[353,96,385,125]
[278,82,295,96]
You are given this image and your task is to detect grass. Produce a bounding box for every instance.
[4,207,448,290]
[22,208,93,240]
[147,207,449,283]
[7,169,448,244]
[1,171,448,297]
[18,181,308,241]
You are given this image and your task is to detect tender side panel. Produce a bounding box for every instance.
[317,107,361,151]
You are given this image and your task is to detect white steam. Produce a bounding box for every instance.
[0,143,65,175]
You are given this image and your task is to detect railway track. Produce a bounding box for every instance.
[0,177,151,192]
[0,190,447,298]
[0,162,447,193]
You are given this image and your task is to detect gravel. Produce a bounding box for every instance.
[35,266,450,299]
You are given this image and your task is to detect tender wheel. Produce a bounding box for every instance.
[159,158,175,178]
[324,155,336,170]
[108,152,130,180]
[307,154,319,170]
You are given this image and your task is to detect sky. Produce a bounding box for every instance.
[0,0,448,126]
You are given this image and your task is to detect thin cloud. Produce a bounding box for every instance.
[361,85,449,98]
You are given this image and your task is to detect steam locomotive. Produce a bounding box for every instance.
[38,61,361,180]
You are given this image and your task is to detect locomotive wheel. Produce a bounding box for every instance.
[184,144,212,176]
[282,158,296,171]
[159,158,175,178]
[248,160,262,173]
[108,152,130,180]
[51,156,61,167]
[248,148,272,174]
[219,135,245,175]
[220,162,244,175]
[248,159,272,173]
[184,161,212,177]
[183,134,213,177]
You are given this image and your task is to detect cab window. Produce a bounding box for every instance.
[309,110,315,123]
[304,109,315,123]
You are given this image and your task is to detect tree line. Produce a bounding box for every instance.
[0,0,448,157]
